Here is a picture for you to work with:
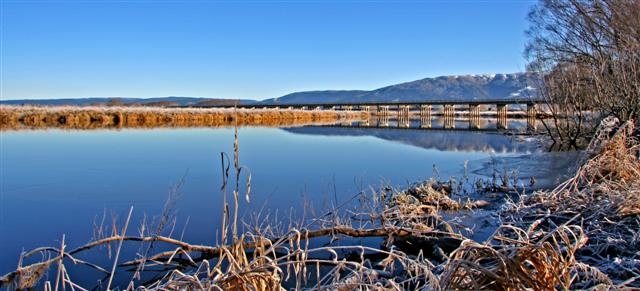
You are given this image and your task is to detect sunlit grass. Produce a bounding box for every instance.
[0,105,369,130]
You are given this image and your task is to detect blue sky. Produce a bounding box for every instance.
[1,0,535,100]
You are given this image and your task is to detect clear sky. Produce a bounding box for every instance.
[1,0,535,101]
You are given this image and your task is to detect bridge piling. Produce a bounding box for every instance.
[420,112,432,128]
[443,104,455,117]
[469,104,480,117]
[420,105,432,119]
[468,104,481,129]
[398,105,410,118]
[526,103,537,118]
[496,104,508,118]
[497,117,508,129]
[376,114,390,127]
[527,116,537,131]
[469,117,480,129]
[444,114,455,129]
[398,105,410,127]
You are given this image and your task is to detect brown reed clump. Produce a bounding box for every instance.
[393,179,490,212]
[440,224,591,290]
[498,118,640,288]
[0,105,368,131]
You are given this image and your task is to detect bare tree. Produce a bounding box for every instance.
[526,0,640,147]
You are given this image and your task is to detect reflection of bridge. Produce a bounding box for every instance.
[284,125,542,153]
[338,115,539,131]
[203,99,545,120]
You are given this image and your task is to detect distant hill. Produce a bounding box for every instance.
[262,73,539,104]
[0,97,250,107]
[0,73,540,107]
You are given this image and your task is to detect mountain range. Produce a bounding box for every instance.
[264,72,538,104]
[0,73,539,106]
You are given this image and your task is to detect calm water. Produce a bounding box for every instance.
[0,123,560,285]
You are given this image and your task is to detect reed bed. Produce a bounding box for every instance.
[0,105,368,130]
[499,118,640,288]
[1,117,638,290]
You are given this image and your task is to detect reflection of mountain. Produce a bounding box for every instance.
[284,126,541,153]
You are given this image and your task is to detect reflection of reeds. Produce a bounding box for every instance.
[0,105,368,130]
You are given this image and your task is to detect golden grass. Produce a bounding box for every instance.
[441,225,588,290]
[0,105,369,130]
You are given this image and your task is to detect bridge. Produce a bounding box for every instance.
[198,98,546,119]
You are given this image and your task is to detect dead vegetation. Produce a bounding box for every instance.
[0,105,368,130]
[1,118,638,290]
[391,180,491,214]
[501,118,640,287]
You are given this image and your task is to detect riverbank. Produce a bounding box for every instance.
[0,105,369,130]
[495,118,640,289]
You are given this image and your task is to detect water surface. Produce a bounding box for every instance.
[0,123,566,285]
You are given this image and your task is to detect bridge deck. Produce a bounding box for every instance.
[194,99,545,109]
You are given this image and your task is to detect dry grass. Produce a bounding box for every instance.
[397,179,491,211]
[499,118,640,288]
[0,105,368,130]
[441,224,589,290]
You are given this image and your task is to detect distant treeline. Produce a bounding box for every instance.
[0,97,250,108]
[98,98,244,107]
